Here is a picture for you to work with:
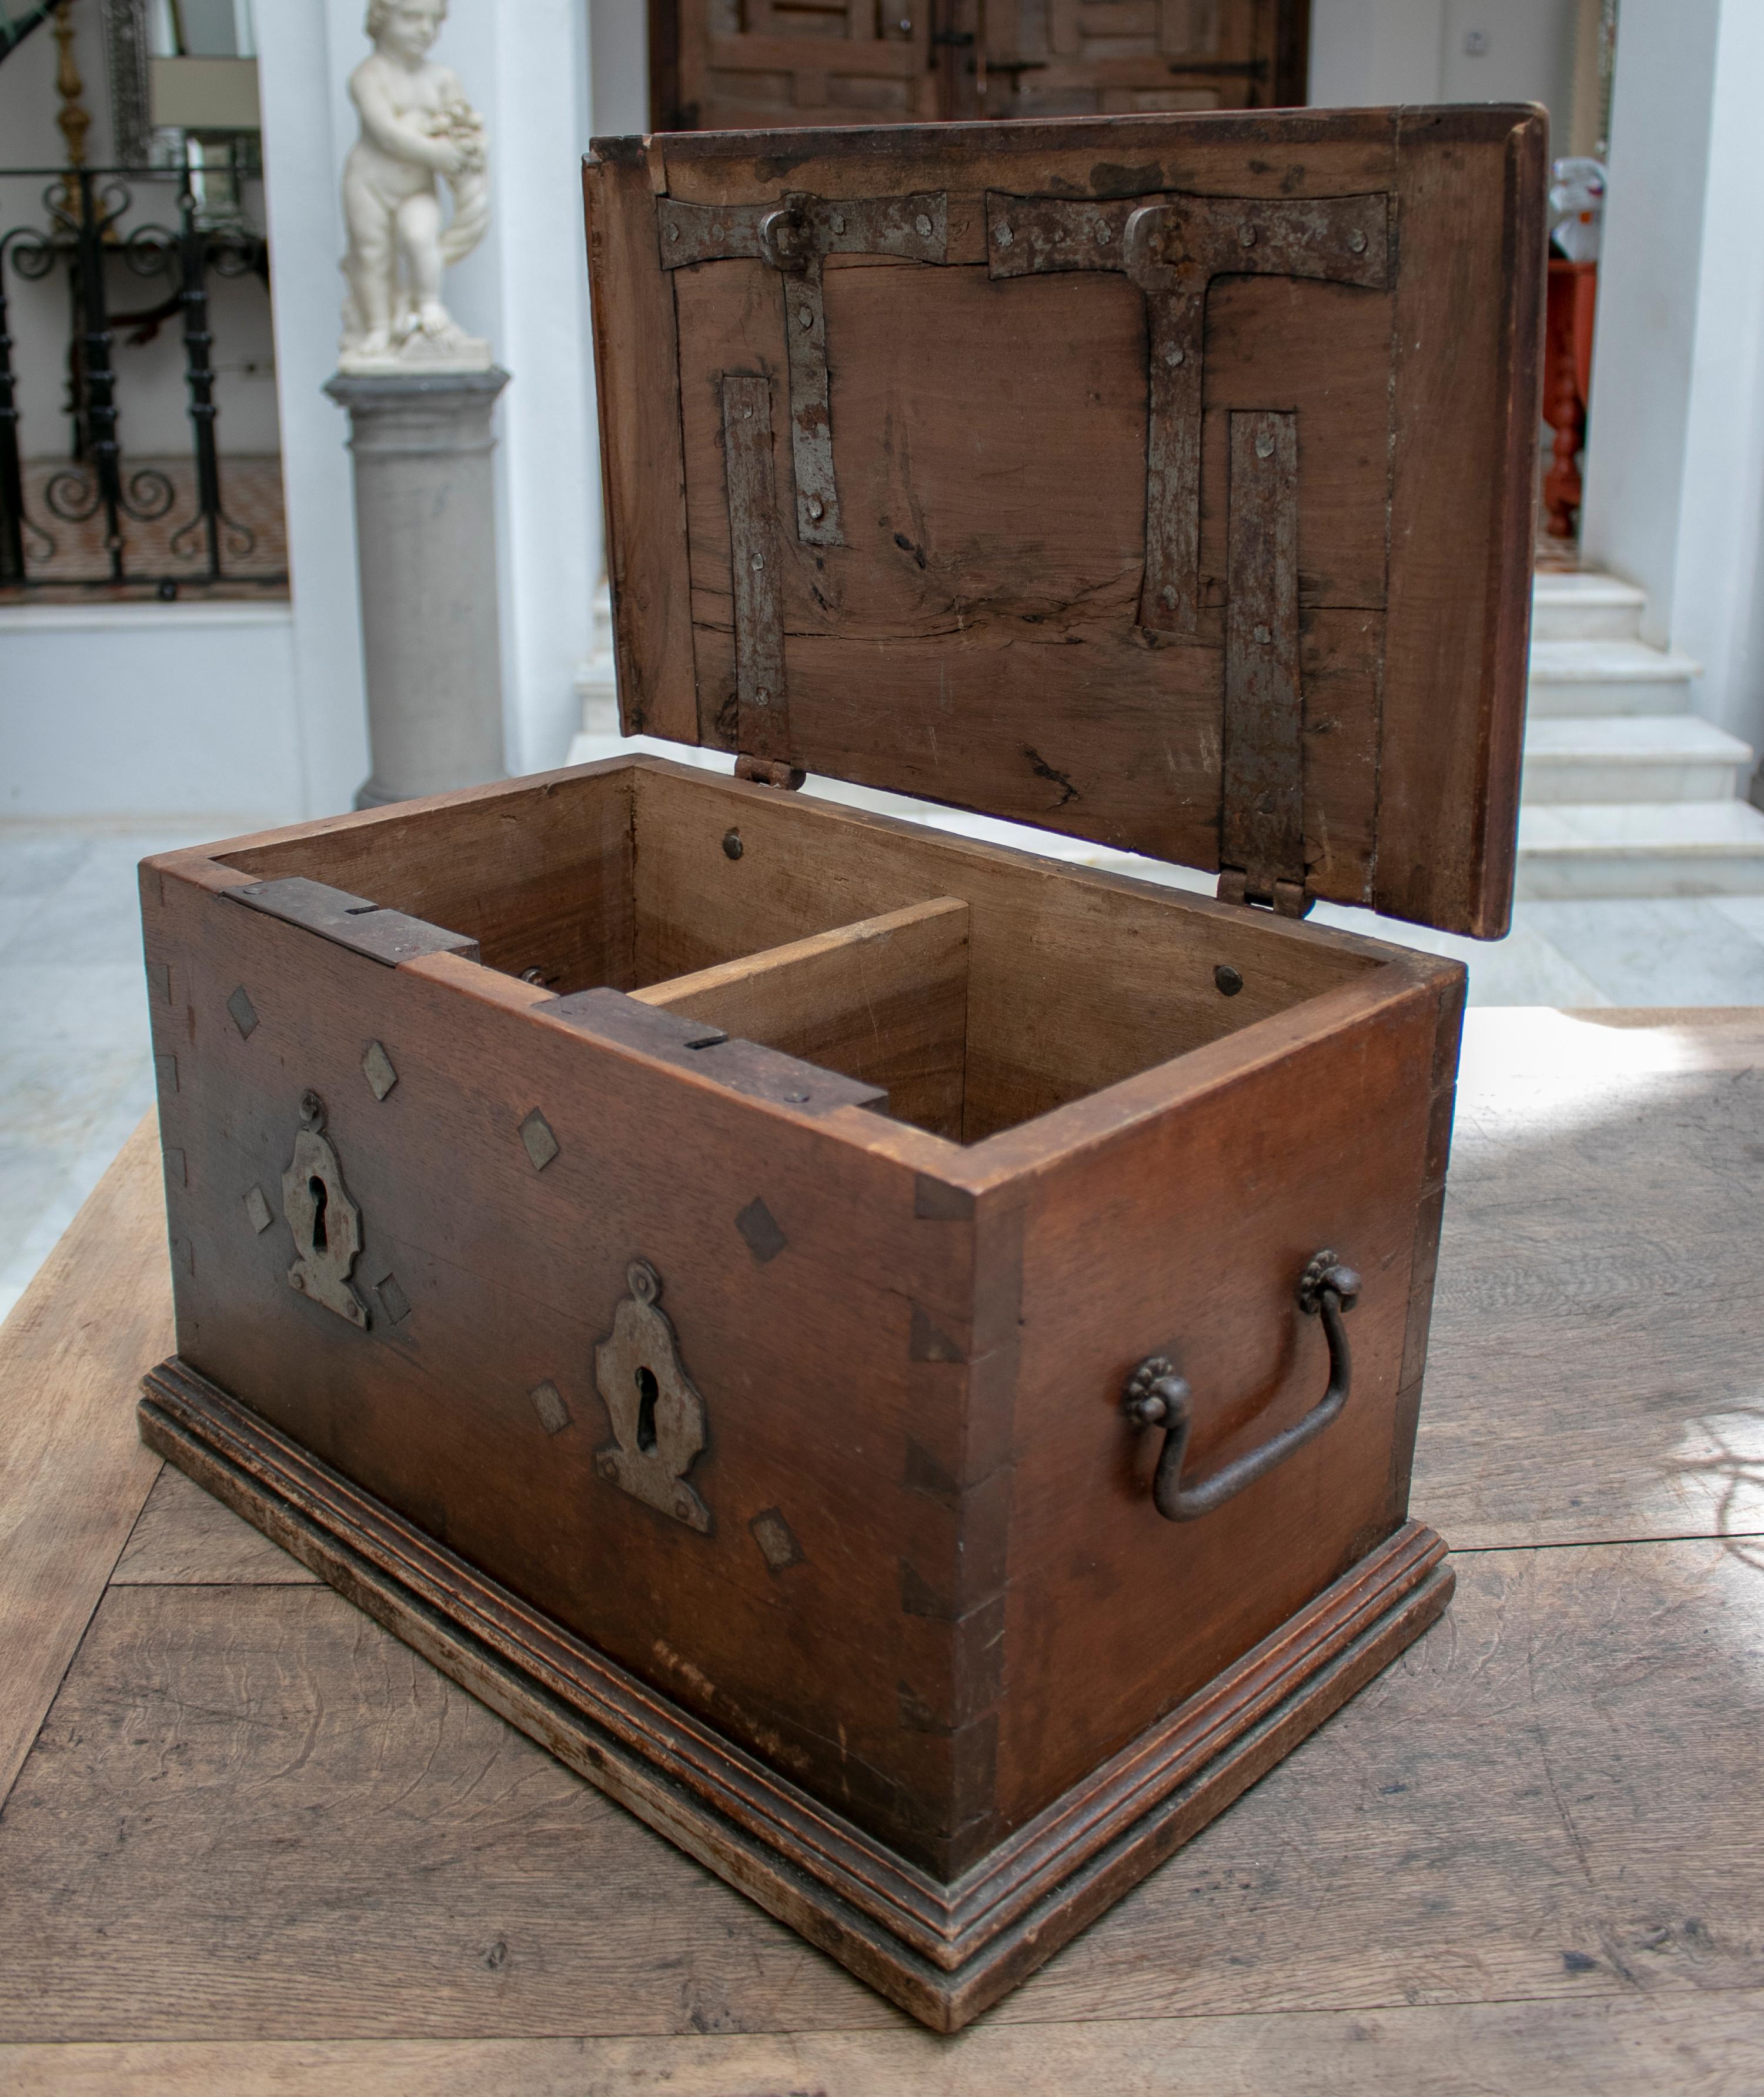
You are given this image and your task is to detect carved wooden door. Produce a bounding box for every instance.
[650,0,1308,132]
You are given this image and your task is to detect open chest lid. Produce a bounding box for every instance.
[583,107,1545,939]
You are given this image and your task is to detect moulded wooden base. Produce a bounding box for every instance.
[138,1358,1453,2032]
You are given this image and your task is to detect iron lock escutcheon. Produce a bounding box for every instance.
[1121,1250,1359,1523]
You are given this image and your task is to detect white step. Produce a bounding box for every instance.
[1531,572,1646,643]
[1517,801,1764,898]
[1526,638,1701,717]
[1522,715,1753,805]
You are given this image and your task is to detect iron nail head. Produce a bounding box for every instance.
[751,551,764,570]
[914,212,933,237]
[831,212,845,232]
[1160,584,1177,608]
[1256,432,1275,459]
[995,221,1013,245]
[667,223,679,241]
[1254,623,1272,645]
[1240,225,1257,246]
[807,495,824,519]
[1349,229,1368,253]
[798,306,813,329]
[755,687,770,705]
[1214,964,1244,997]
[722,828,744,860]
[1165,345,1185,366]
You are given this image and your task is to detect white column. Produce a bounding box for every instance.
[252,1,371,818]
[1580,0,1764,753]
[424,0,603,779]
[256,0,604,805]
[1651,0,1764,753]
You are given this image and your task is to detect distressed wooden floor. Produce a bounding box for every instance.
[1,1008,1760,2093]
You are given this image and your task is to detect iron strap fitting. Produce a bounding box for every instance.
[659,189,949,549]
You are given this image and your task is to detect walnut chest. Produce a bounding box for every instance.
[138,106,1544,2030]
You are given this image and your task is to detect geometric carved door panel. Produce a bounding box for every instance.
[650,0,1308,133]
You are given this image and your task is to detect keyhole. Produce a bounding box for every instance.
[634,1365,659,1454]
[309,1176,329,1253]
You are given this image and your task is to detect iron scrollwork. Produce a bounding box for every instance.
[0,163,280,593]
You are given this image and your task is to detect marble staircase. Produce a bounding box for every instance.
[1519,573,1764,897]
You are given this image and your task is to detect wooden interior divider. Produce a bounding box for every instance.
[635,897,970,1139]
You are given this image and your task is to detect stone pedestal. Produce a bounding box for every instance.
[325,369,510,809]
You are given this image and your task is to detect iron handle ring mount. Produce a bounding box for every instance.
[1121,1249,1361,1523]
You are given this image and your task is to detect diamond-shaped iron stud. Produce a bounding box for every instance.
[226,985,258,1039]
[362,1040,398,1101]
[736,1196,787,1265]
[749,1508,804,1573]
[530,1380,572,1435]
[243,1185,273,1235]
[519,1108,559,1172]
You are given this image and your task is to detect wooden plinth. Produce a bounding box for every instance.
[139,1358,1452,2032]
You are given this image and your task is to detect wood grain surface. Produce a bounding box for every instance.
[112,1465,312,1587]
[1,1009,1761,2090]
[4,1992,1763,2097]
[1411,1007,1764,1549]
[0,1539,1755,2042]
[637,897,970,1139]
[585,111,1542,935]
[0,1115,167,1805]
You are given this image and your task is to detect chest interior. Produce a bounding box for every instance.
[218,760,1390,1149]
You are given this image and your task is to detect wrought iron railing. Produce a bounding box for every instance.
[0,163,287,597]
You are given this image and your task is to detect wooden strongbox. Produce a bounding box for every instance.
[138,108,1543,2029]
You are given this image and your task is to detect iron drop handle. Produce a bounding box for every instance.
[1121,1250,1360,1523]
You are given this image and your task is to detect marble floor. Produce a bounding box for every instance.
[6,814,1764,1324]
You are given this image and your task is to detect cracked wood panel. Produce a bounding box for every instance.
[655,112,1399,210]
[4,1993,1763,2095]
[584,110,1541,932]
[0,1113,167,1811]
[671,252,1387,892]
[0,1539,1758,2044]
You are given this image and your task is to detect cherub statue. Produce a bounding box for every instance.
[339,0,492,372]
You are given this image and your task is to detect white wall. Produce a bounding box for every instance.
[1439,0,1576,115]
[1579,0,1764,752]
[0,604,301,821]
[1308,0,1444,106]
[1308,0,1575,116]
[1668,0,1764,752]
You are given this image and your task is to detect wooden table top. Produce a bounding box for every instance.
[1,1007,1760,2093]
